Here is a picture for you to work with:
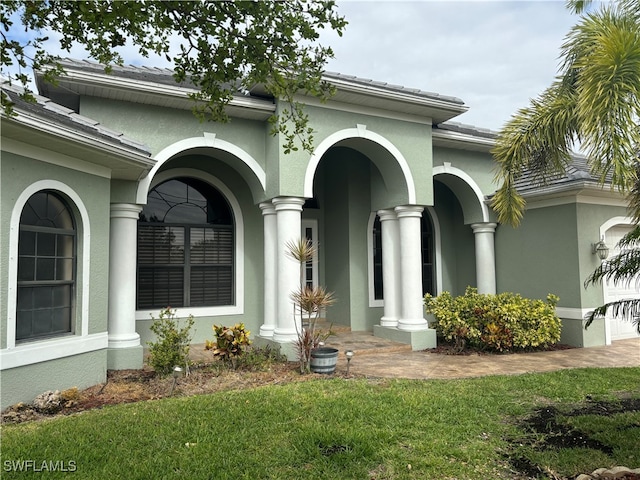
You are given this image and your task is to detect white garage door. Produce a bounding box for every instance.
[603,225,640,341]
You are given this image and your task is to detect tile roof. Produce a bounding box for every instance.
[322,71,465,105]
[2,80,152,155]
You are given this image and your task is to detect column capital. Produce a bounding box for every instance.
[377,209,398,222]
[259,202,276,216]
[272,196,305,212]
[470,222,498,234]
[394,205,424,219]
[110,203,143,220]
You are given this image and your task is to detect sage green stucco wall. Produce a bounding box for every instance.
[134,155,264,344]
[433,147,497,195]
[1,350,107,409]
[496,203,581,304]
[80,98,268,171]
[276,104,433,206]
[496,200,630,309]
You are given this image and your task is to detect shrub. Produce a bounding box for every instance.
[147,307,194,376]
[205,323,252,368]
[234,345,288,371]
[424,287,561,352]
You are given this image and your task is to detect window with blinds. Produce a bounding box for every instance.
[137,178,234,310]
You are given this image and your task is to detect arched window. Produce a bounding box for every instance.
[17,191,76,341]
[137,177,234,309]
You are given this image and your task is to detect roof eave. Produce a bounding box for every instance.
[432,129,495,152]
[2,110,156,179]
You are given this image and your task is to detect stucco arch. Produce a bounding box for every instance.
[433,163,490,224]
[136,134,266,204]
[303,125,417,204]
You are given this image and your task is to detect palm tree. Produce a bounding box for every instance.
[491,0,640,332]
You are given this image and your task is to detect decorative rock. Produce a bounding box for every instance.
[600,467,634,479]
[576,466,640,480]
[33,390,63,413]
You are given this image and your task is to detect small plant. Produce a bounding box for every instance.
[286,238,336,374]
[147,307,194,376]
[205,323,252,368]
[234,345,288,371]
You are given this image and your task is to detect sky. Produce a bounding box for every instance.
[321,1,580,131]
[6,1,582,133]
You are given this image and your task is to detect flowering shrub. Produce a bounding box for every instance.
[424,287,561,352]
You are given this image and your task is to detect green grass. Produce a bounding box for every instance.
[2,367,639,479]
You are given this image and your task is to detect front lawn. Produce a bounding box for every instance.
[2,367,639,479]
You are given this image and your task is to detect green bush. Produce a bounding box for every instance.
[424,287,561,352]
[147,307,195,375]
[205,323,252,368]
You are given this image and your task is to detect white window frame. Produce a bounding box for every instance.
[135,168,245,320]
[2,180,106,370]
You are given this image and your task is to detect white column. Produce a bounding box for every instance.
[272,197,305,342]
[108,203,143,349]
[395,205,429,331]
[259,202,277,337]
[377,209,401,327]
[471,222,498,295]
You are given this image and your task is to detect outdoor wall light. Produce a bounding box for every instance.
[169,366,183,396]
[345,350,354,375]
[592,238,609,260]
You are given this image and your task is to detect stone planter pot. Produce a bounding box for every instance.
[310,347,339,374]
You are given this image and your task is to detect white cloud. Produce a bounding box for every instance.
[322,0,579,130]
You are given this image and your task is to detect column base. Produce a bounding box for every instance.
[259,325,275,337]
[380,316,399,327]
[272,328,298,343]
[107,345,143,370]
[397,318,429,332]
[373,325,437,351]
[108,332,141,349]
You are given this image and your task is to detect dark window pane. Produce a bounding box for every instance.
[19,231,36,255]
[56,258,73,280]
[51,307,71,333]
[17,257,35,281]
[53,285,71,308]
[37,232,56,256]
[16,311,33,340]
[32,309,52,335]
[17,287,34,310]
[37,258,56,281]
[56,235,74,257]
[373,216,383,300]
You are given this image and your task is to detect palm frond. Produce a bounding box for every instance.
[585,298,640,332]
[561,6,640,191]
[584,245,640,288]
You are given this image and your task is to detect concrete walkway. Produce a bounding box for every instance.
[328,334,640,379]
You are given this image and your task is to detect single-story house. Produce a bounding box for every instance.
[1,59,637,408]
